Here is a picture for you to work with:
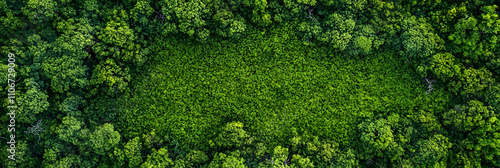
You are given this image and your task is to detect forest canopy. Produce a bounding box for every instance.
[1,0,500,167]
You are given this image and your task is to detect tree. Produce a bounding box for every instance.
[93,13,140,62]
[215,121,253,149]
[23,34,50,84]
[80,0,99,12]
[408,110,441,138]
[0,1,26,37]
[141,130,164,151]
[21,0,58,24]
[113,136,145,167]
[429,53,462,82]
[312,12,383,56]
[400,16,443,64]
[290,154,315,168]
[1,140,38,168]
[47,155,81,168]
[89,123,121,155]
[130,0,154,25]
[159,0,211,41]
[319,13,356,51]
[357,118,404,161]
[59,94,85,117]
[448,5,500,65]
[243,0,272,26]
[449,67,493,95]
[185,150,210,166]
[264,146,290,167]
[485,84,500,112]
[56,116,89,146]
[41,53,89,93]
[170,150,210,167]
[412,134,452,166]
[443,100,500,165]
[141,148,174,168]
[209,150,246,168]
[42,148,59,166]
[297,21,322,45]
[89,58,131,96]
[331,149,358,168]
[316,142,338,164]
[16,78,49,123]
[124,137,144,167]
[42,18,94,93]
[353,36,372,55]
[334,0,368,11]
[213,11,247,39]
[348,24,384,56]
[443,100,496,132]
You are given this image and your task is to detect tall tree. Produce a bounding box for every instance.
[443,100,500,166]
[89,123,121,155]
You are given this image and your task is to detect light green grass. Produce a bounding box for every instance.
[116,26,450,152]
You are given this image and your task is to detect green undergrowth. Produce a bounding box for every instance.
[116,25,450,153]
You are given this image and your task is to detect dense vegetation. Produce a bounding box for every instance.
[1,0,500,167]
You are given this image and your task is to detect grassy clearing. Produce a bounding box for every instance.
[116,26,450,152]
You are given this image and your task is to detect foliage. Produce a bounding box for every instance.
[141,148,174,168]
[209,150,246,168]
[215,121,254,149]
[443,100,500,166]
[16,78,49,123]
[21,0,58,24]
[412,134,452,166]
[357,118,404,161]
[2,0,500,167]
[400,16,443,66]
[89,123,121,155]
[89,58,131,96]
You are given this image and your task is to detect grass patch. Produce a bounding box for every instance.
[116,26,450,152]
